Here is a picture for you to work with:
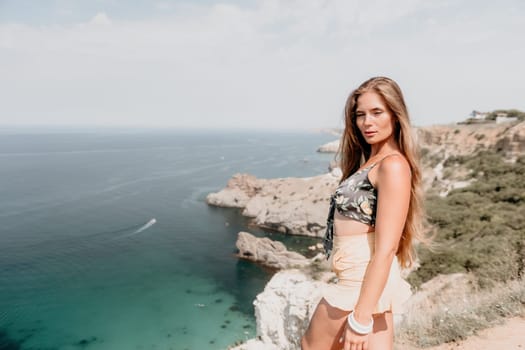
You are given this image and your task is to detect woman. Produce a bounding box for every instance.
[301,76,425,350]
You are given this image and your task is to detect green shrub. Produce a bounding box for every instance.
[424,151,445,168]
[409,150,525,288]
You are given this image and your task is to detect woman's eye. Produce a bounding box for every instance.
[374,111,382,115]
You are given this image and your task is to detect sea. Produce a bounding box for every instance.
[0,128,336,350]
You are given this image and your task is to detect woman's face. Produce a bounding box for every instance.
[355,91,396,145]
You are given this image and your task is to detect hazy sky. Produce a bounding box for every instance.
[1,0,524,129]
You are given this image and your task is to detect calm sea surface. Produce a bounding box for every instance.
[0,128,335,350]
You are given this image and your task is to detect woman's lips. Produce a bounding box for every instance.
[364,131,377,137]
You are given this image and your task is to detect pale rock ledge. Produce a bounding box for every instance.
[317,139,340,153]
[206,169,342,237]
[229,269,324,350]
[236,231,310,269]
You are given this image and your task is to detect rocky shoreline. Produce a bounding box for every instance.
[208,121,525,350]
[235,231,312,269]
[206,170,341,237]
[206,122,525,239]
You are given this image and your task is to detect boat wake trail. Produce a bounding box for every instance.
[132,218,157,234]
[115,218,157,239]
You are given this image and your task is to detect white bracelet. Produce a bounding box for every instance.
[347,311,374,335]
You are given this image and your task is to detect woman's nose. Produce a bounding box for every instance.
[363,114,374,125]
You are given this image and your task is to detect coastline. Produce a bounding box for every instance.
[212,120,525,349]
[0,129,340,350]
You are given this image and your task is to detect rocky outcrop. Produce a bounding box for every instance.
[206,173,260,208]
[494,120,525,156]
[416,122,524,157]
[207,169,341,237]
[210,122,525,237]
[229,270,479,350]
[416,121,525,195]
[316,122,525,194]
[229,269,325,350]
[317,122,525,158]
[236,231,310,269]
[317,139,340,153]
[226,121,525,350]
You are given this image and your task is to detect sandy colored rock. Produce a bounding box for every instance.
[416,121,524,195]
[212,122,525,236]
[417,121,524,157]
[207,170,341,237]
[317,139,340,153]
[228,122,525,349]
[206,173,261,208]
[235,231,309,269]
[229,269,324,350]
[318,122,525,194]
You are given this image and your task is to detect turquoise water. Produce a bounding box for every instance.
[0,129,335,349]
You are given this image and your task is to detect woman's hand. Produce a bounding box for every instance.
[341,322,369,350]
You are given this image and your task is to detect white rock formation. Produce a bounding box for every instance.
[206,173,259,208]
[236,231,310,269]
[207,170,341,237]
[317,139,340,153]
[211,122,525,238]
[229,269,325,350]
[227,122,525,349]
[229,271,479,350]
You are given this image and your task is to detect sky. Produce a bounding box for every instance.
[0,0,524,130]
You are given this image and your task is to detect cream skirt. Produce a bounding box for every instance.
[322,233,412,314]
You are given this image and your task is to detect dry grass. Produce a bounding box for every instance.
[396,278,525,348]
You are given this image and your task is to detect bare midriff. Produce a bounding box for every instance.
[333,210,374,236]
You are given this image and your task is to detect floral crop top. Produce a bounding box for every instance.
[333,154,400,226]
[322,154,401,257]
[334,165,377,226]
[333,153,398,226]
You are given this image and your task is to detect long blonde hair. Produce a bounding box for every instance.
[336,76,426,268]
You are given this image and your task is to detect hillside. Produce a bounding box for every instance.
[219,120,525,349]
[417,121,524,196]
[409,121,525,287]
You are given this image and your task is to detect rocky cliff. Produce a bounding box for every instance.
[229,270,480,350]
[235,231,310,269]
[221,120,525,350]
[210,121,525,237]
[206,169,342,237]
[229,269,325,350]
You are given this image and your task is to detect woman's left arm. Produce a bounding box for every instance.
[353,156,412,324]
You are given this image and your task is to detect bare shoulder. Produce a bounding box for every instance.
[376,154,411,186]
